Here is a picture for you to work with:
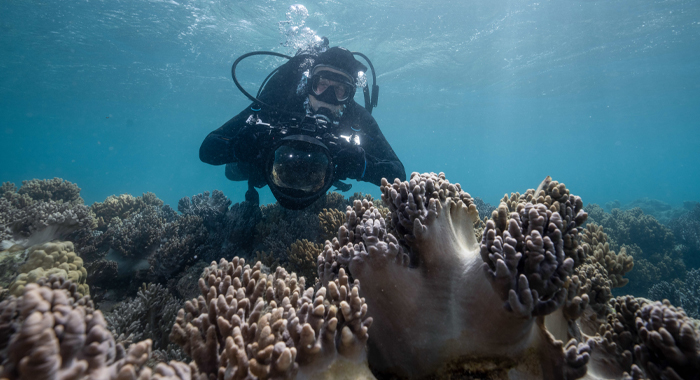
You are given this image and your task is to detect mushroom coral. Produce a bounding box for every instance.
[318,172,591,379]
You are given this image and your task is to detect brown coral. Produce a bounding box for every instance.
[587,296,700,380]
[581,223,634,288]
[17,178,84,205]
[169,257,373,380]
[318,173,592,379]
[0,277,197,380]
[318,208,346,243]
[286,239,322,284]
[91,193,164,231]
[8,241,89,297]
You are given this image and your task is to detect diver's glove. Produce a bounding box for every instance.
[334,145,366,180]
[232,125,264,161]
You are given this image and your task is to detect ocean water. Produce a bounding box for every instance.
[3,1,700,378]
[2,0,698,208]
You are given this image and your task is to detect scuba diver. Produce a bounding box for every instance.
[199,39,406,210]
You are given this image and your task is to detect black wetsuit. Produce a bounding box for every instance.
[199,54,406,188]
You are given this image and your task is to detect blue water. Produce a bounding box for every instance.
[1,0,699,208]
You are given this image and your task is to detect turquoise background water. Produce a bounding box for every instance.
[1,0,699,208]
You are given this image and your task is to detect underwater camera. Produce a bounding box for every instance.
[242,110,363,210]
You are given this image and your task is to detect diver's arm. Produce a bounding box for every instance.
[354,111,406,186]
[199,109,253,165]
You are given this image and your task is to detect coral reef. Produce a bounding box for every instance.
[648,268,700,319]
[668,203,700,268]
[252,192,351,271]
[473,196,497,222]
[580,223,634,290]
[90,192,165,231]
[618,197,689,225]
[318,208,346,243]
[585,205,685,296]
[169,257,374,379]
[106,283,183,360]
[0,244,27,290]
[586,296,700,380]
[103,205,167,258]
[0,276,197,380]
[72,191,233,297]
[149,215,208,281]
[286,239,322,284]
[178,190,231,229]
[8,241,89,297]
[14,178,83,205]
[318,173,591,379]
[1,181,95,245]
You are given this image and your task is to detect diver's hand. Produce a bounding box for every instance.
[332,180,353,192]
[232,125,263,161]
[334,145,366,180]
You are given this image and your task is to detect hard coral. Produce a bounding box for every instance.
[318,208,346,243]
[106,283,183,358]
[17,178,84,205]
[648,268,700,319]
[669,203,700,267]
[149,215,208,280]
[1,182,95,245]
[103,205,166,258]
[8,241,89,297]
[91,193,164,231]
[318,173,591,379]
[587,296,700,380]
[586,206,684,296]
[0,276,197,380]
[581,224,634,288]
[178,190,231,230]
[286,239,322,284]
[169,257,374,380]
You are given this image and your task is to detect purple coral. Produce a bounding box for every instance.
[178,190,231,228]
[318,172,591,379]
[480,203,577,317]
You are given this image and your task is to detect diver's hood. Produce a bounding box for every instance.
[265,135,335,210]
[313,47,367,80]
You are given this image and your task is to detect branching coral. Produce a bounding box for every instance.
[223,201,262,259]
[0,276,197,380]
[1,181,95,245]
[286,239,322,284]
[8,241,89,297]
[90,192,165,231]
[149,215,208,280]
[587,296,700,380]
[669,203,700,268]
[585,205,685,296]
[581,224,634,289]
[318,173,591,379]
[649,268,700,319]
[169,257,374,379]
[253,192,349,270]
[318,208,345,243]
[17,178,84,205]
[473,196,497,222]
[106,283,183,360]
[178,190,231,229]
[102,206,166,258]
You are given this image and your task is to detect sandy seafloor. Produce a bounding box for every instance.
[1,1,699,379]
